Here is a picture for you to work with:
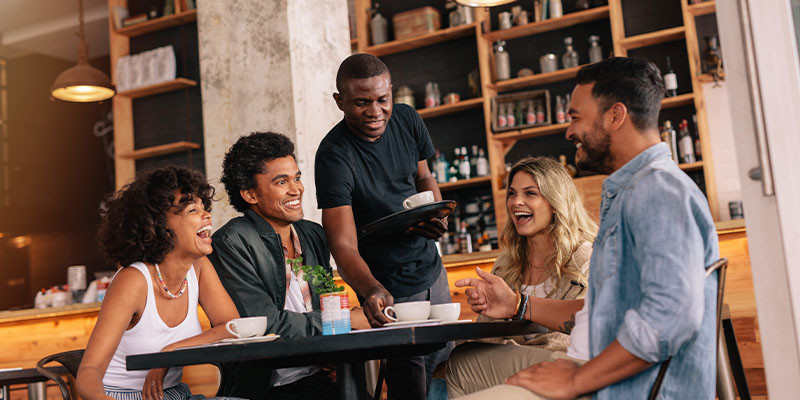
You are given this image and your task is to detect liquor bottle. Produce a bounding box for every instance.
[559,154,577,177]
[678,119,696,164]
[550,0,564,19]
[664,56,678,97]
[562,37,580,69]
[506,102,516,126]
[692,114,703,161]
[478,231,492,252]
[459,146,471,180]
[448,165,459,182]
[555,95,566,123]
[498,103,507,128]
[452,147,461,179]
[565,94,573,122]
[536,100,545,123]
[458,221,473,254]
[476,148,490,177]
[515,101,524,127]
[470,145,479,178]
[435,150,449,183]
[494,40,511,81]
[526,100,536,125]
[661,120,679,163]
[370,4,388,45]
[588,35,603,63]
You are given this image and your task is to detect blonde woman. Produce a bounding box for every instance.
[445,156,597,398]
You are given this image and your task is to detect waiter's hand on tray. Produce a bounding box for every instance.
[407,216,448,239]
[363,285,394,328]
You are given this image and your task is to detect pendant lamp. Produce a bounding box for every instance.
[51,0,115,102]
[455,0,517,7]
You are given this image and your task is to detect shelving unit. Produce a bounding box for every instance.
[115,9,197,37]
[108,0,203,188]
[351,0,723,237]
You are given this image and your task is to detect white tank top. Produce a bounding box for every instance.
[103,262,202,390]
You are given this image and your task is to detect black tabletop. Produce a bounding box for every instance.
[127,320,535,371]
[0,366,68,386]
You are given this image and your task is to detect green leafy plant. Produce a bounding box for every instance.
[288,256,345,295]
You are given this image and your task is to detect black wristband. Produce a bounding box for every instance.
[513,293,529,320]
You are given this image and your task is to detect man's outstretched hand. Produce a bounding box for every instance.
[455,267,518,320]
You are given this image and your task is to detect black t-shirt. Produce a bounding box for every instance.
[315,104,440,297]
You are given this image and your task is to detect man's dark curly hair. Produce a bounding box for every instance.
[221,131,296,213]
[576,57,665,132]
[98,166,214,267]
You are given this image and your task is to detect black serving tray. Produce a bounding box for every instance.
[358,200,457,242]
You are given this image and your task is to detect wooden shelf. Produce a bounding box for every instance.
[687,1,716,17]
[118,141,201,160]
[439,176,491,191]
[115,10,198,37]
[365,23,477,57]
[492,122,570,142]
[679,161,704,171]
[491,65,582,93]
[116,78,197,99]
[697,71,725,83]
[618,26,686,50]
[483,6,610,42]
[661,93,695,109]
[417,97,483,119]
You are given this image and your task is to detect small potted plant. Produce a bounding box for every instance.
[288,257,350,335]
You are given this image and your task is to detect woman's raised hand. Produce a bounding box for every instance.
[455,267,519,319]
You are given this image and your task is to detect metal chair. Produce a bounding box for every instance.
[36,349,84,400]
[648,258,730,400]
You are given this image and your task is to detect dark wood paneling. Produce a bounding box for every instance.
[620,0,683,37]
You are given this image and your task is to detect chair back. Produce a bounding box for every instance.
[648,258,728,400]
[36,349,85,400]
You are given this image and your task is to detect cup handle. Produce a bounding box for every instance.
[383,306,398,322]
[225,321,240,338]
[403,199,412,209]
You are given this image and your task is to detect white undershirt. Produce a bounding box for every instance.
[271,273,319,387]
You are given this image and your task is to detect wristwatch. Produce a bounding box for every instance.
[513,293,529,320]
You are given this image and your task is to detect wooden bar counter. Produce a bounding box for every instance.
[0,220,764,398]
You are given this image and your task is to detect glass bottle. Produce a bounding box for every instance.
[565,94,572,122]
[506,102,516,126]
[494,40,511,81]
[588,35,603,64]
[435,150,449,183]
[562,37,579,69]
[458,221,473,254]
[452,147,461,179]
[370,3,388,45]
[555,95,566,123]
[526,100,536,125]
[536,100,545,123]
[661,120,679,163]
[470,145,479,178]
[477,148,489,177]
[559,154,577,177]
[515,101,524,127]
[459,146,471,180]
[497,103,507,128]
[664,56,678,97]
[549,0,564,19]
[692,114,703,161]
[678,119,696,164]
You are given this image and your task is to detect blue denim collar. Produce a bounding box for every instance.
[602,142,670,197]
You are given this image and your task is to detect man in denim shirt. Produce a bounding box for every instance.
[455,57,719,399]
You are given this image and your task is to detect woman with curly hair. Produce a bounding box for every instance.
[444,156,598,398]
[77,166,241,400]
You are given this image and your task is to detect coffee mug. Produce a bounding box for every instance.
[430,303,461,322]
[383,301,431,322]
[225,316,267,338]
[403,191,435,210]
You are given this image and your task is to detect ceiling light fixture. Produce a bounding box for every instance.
[455,0,517,7]
[51,0,115,102]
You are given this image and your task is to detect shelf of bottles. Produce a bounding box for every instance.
[432,145,491,189]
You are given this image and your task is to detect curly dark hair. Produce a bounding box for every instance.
[98,166,215,267]
[221,132,296,213]
[576,57,665,132]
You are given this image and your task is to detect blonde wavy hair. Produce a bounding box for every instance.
[493,156,598,297]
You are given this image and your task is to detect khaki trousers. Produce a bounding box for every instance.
[446,342,589,400]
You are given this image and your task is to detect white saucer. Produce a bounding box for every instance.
[439,319,473,325]
[383,319,442,328]
[219,334,280,344]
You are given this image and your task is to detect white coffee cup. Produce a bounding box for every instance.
[225,316,267,338]
[403,191,435,210]
[430,303,461,322]
[383,301,431,322]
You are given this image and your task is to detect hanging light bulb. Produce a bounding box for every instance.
[51,0,115,102]
[455,0,517,7]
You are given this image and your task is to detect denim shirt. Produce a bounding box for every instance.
[588,143,719,399]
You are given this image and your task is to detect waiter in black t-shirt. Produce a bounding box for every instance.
[315,54,452,400]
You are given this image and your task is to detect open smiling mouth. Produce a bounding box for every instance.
[196,225,211,239]
[514,211,532,224]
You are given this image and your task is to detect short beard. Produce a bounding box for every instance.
[576,120,614,175]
